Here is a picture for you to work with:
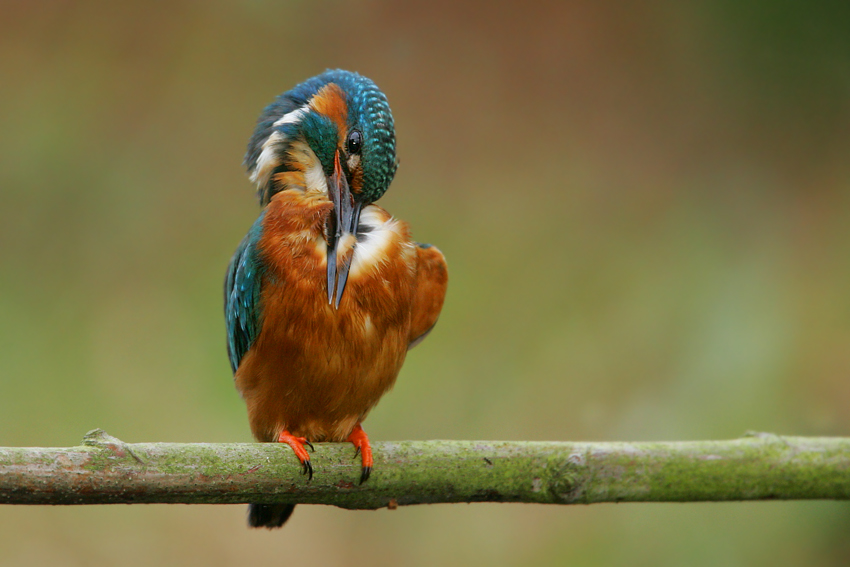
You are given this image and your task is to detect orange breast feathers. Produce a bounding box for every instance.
[234,189,448,443]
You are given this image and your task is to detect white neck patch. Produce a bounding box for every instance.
[250,102,312,191]
[350,206,405,278]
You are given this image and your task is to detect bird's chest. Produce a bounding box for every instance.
[247,202,417,410]
[259,209,417,343]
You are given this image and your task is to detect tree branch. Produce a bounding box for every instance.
[1,430,849,508]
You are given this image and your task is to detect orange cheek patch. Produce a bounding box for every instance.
[309,83,349,142]
[351,166,364,195]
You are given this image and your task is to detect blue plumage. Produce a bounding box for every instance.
[224,210,266,373]
[326,70,397,202]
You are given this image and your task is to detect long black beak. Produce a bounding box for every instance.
[326,150,362,309]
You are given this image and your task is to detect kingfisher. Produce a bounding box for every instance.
[224,70,448,528]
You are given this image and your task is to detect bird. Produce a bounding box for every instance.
[224,69,448,529]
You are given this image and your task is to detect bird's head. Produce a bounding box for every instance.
[244,69,398,307]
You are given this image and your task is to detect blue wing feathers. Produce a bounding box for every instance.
[225,212,267,374]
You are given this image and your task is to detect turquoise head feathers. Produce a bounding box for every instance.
[244,69,398,206]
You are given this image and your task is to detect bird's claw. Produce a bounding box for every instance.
[304,440,315,452]
[346,424,373,485]
[278,430,314,482]
[302,459,313,481]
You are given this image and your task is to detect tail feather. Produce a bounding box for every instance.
[248,503,296,528]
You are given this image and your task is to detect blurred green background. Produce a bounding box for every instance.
[2,1,850,565]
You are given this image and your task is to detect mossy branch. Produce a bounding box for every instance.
[1,430,849,508]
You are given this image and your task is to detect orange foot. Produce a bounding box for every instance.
[278,430,314,480]
[346,424,373,485]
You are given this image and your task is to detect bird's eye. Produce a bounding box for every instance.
[347,130,362,155]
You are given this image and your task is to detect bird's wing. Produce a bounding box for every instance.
[408,242,448,349]
[224,212,266,373]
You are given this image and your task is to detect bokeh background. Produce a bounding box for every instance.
[2,2,850,565]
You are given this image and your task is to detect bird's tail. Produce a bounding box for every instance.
[247,503,296,528]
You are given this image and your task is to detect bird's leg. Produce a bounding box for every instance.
[346,424,373,484]
[277,430,314,480]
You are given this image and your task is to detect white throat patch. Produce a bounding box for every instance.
[350,206,405,278]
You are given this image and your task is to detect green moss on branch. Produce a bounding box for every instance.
[1,430,849,508]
